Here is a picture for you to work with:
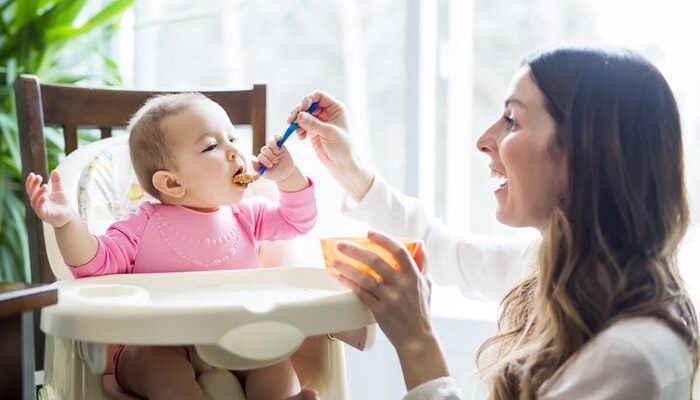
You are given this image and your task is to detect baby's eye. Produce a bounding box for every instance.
[228,137,238,143]
[202,143,217,152]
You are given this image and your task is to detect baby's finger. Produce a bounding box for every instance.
[26,173,41,194]
[25,174,36,195]
[258,154,274,168]
[50,170,63,193]
[30,185,47,209]
[35,195,47,213]
[268,135,283,152]
[260,146,278,164]
[250,157,262,171]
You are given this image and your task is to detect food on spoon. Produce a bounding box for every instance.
[232,172,260,186]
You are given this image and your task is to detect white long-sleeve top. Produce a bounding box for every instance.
[342,175,693,399]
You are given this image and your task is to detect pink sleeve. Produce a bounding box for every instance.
[69,203,154,278]
[238,179,317,241]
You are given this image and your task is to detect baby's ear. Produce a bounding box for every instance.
[152,170,185,198]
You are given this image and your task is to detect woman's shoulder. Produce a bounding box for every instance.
[595,317,690,361]
[595,316,691,372]
[542,316,692,399]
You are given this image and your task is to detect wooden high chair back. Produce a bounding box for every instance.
[14,75,266,367]
[15,74,267,285]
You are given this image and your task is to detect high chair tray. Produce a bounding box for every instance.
[41,267,373,365]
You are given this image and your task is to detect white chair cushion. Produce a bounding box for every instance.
[76,139,158,235]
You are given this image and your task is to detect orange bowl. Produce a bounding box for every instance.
[320,236,424,280]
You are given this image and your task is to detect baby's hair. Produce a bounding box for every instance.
[128,92,211,198]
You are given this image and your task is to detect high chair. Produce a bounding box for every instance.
[15,75,375,400]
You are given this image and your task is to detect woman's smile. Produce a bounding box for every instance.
[490,167,508,192]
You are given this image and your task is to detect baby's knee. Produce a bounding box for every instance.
[123,346,195,379]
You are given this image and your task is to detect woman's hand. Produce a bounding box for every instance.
[25,170,76,228]
[333,230,433,351]
[334,231,450,390]
[289,91,374,202]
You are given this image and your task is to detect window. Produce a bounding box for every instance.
[117,0,700,311]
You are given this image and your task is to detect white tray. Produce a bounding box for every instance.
[41,267,374,369]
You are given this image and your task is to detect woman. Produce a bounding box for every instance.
[290,47,698,399]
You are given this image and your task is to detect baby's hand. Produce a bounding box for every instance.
[25,171,76,228]
[253,135,297,182]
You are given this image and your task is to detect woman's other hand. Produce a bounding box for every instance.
[290,91,374,202]
[333,230,450,390]
[333,230,434,350]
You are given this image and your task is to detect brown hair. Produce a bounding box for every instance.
[128,92,210,198]
[477,47,698,398]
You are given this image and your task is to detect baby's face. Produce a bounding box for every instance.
[160,99,249,209]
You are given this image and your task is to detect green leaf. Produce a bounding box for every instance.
[79,0,135,31]
[44,0,134,44]
[41,0,88,29]
[0,113,19,170]
[98,54,123,86]
[0,249,17,282]
[12,0,39,31]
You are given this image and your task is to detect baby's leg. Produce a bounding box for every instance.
[117,345,205,400]
[242,359,308,400]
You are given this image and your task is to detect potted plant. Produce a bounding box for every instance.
[0,0,135,282]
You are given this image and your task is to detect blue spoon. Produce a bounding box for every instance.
[257,102,319,175]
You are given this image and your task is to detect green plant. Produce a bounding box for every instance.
[0,0,135,282]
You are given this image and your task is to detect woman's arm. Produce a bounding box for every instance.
[343,173,537,302]
[396,334,451,391]
[292,91,534,300]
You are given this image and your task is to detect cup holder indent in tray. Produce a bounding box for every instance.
[73,284,150,304]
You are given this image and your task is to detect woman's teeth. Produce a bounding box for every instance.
[496,177,508,188]
[491,170,508,189]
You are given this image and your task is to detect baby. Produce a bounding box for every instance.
[25,93,318,400]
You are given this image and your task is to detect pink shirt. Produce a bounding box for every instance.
[70,183,316,277]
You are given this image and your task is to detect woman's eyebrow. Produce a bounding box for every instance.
[505,97,527,110]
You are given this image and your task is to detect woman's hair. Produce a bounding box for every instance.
[128,92,210,198]
[476,47,698,399]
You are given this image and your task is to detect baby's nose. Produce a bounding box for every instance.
[227,149,238,161]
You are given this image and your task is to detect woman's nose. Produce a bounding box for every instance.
[476,126,497,155]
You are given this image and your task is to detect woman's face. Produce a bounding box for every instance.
[476,67,567,230]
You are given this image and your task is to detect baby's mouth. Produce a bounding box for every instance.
[231,166,260,187]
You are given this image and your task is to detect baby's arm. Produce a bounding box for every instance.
[25,171,98,266]
[255,135,309,192]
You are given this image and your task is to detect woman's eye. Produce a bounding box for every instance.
[202,144,217,152]
[504,116,516,131]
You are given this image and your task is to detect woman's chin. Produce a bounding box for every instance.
[495,207,528,228]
